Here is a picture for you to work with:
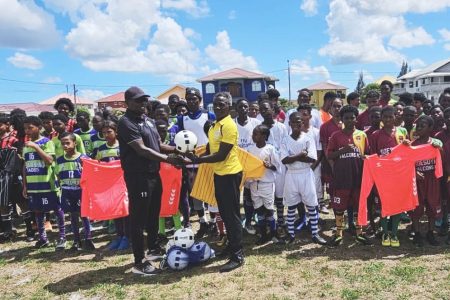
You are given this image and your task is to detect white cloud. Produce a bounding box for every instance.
[161,0,209,17]
[79,89,107,100]
[7,52,43,70]
[205,31,258,72]
[290,59,329,80]
[0,0,61,48]
[43,76,63,83]
[319,0,445,64]
[228,10,236,20]
[389,27,435,49]
[300,0,318,16]
[410,58,426,69]
[354,70,374,83]
[439,28,450,41]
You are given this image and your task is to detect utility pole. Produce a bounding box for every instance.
[287,59,291,101]
[73,84,78,110]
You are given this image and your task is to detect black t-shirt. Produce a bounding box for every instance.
[118,110,161,173]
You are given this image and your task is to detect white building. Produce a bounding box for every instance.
[393,58,450,101]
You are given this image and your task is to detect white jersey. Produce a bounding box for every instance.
[267,121,287,152]
[285,107,322,131]
[182,113,210,146]
[247,144,281,183]
[235,117,261,151]
[303,126,322,151]
[281,133,317,172]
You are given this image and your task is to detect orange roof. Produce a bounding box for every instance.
[96,92,125,103]
[197,68,278,82]
[305,81,347,91]
[0,102,56,113]
[39,93,94,105]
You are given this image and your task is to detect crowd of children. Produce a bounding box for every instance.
[1,83,450,264]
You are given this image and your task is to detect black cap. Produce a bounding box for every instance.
[185,87,202,100]
[125,86,150,102]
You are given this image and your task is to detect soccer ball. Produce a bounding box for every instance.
[174,130,198,153]
[165,239,176,253]
[187,241,215,263]
[166,247,190,271]
[173,228,195,249]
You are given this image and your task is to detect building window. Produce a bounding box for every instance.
[401,83,405,88]
[409,81,413,88]
[422,79,426,84]
[444,76,450,83]
[251,80,262,92]
[415,81,418,87]
[205,83,215,94]
[431,77,434,83]
[114,102,118,106]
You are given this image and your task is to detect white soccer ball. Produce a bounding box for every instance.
[174,130,198,153]
[188,241,215,263]
[165,239,176,253]
[166,247,190,270]
[173,228,195,249]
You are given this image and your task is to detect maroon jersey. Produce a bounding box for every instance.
[369,127,405,156]
[327,130,367,189]
[0,132,19,149]
[434,129,450,146]
[356,109,370,131]
[320,119,342,179]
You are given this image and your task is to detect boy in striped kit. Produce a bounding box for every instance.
[56,132,94,250]
[281,112,327,245]
[51,114,86,159]
[96,121,130,250]
[22,116,66,249]
[74,111,96,157]
[90,114,106,159]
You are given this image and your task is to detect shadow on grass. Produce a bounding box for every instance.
[44,260,223,295]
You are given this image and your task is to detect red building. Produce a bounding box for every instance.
[96,92,126,110]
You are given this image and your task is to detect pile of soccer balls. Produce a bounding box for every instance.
[161,228,215,271]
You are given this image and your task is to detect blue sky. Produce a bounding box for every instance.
[0,0,450,104]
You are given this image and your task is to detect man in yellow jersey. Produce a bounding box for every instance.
[186,91,244,273]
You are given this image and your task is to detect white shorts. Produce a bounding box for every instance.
[313,163,323,200]
[274,165,286,198]
[283,169,318,207]
[250,181,275,210]
[208,205,219,213]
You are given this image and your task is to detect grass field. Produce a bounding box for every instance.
[0,215,449,300]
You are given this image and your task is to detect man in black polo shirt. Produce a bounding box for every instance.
[118,86,183,276]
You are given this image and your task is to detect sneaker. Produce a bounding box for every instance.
[408,229,415,240]
[117,237,130,250]
[412,232,424,247]
[276,226,287,239]
[319,205,330,214]
[44,221,53,232]
[84,239,96,250]
[183,222,192,229]
[145,246,164,261]
[132,261,160,276]
[255,234,269,246]
[390,236,400,247]
[312,234,327,245]
[219,252,244,273]
[108,237,122,250]
[35,239,50,249]
[244,224,256,235]
[216,234,227,247]
[156,234,168,245]
[55,238,67,251]
[347,223,357,236]
[426,231,440,246]
[0,232,14,243]
[381,233,391,247]
[328,235,343,247]
[70,240,83,251]
[195,222,208,239]
[26,229,35,242]
[355,234,373,245]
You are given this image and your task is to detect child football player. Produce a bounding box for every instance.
[22,116,66,249]
[281,112,327,245]
[74,111,96,157]
[370,106,408,247]
[95,120,130,250]
[247,124,281,244]
[52,114,86,159]
[411,115,443,246]
[90,113,106,159]
[327,105,371,246]
[56,132,94,250]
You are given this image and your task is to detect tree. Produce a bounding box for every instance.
[397,61,409,78]
[355,71,365,93]
[360,83,380,103]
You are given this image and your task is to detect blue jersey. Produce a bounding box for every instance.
[56,153,89,190]
[90,132,106,159]
[74,128,96,155]
[95,142,120,162]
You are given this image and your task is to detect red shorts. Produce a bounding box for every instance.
[332,189,360,212]
[412,175,442,219]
